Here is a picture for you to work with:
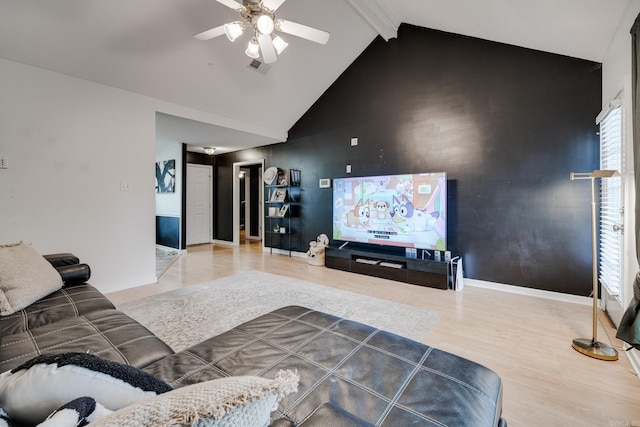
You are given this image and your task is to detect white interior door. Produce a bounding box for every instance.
[187,164,212,245]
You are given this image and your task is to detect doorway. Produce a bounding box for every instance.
[233,160,264,246]
[186,163,213,245]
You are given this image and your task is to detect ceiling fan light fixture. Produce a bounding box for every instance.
[224,21,244,41]
[195,0,330,64]
[256,14,275,35]
[272,35,288,55]
[245,38,260,59]
[203,147,216,155]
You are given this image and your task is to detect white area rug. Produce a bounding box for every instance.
[118,270,441,352]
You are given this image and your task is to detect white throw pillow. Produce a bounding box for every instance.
[91,370,300,427]
[0,353,172,425]
[0,242,63,315]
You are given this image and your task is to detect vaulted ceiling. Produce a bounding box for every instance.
[0,0,631,153]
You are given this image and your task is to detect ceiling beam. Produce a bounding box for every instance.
[345,0,399,41]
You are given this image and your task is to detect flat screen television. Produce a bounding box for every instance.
[332,172,447,250]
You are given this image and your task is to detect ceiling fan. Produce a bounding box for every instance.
[194,0,330,64]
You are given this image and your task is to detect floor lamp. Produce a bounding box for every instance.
[570,170,619,361]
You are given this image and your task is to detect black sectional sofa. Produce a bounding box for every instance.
[0,254,506,426]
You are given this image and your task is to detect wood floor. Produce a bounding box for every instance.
[107,242,640,427]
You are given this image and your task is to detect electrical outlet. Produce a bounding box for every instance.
[0,156,7,169]
[120,182,131,192]
[346,164,352,174]
[350,137,358,146]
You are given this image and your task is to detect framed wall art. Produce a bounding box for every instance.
[155,159,176,193]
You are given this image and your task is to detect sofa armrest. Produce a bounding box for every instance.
[43,253,80,267]
[42,253,90,286]
[57,263,91,286]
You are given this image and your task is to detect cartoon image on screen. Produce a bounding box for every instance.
[333,173,447,250]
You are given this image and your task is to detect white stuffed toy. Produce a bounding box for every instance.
[37,397,112,427]
[316,233,329,248]
[307,234,329,266]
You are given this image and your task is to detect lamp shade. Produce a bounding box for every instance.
[224,22,244,41]
[245,38,260,58]
[272,35,288,54]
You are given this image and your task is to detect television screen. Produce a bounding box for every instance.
[332,172,447,250]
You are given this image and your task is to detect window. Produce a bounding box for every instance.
[599,102,623,302]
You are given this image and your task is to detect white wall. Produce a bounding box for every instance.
[0,58,156,292]
[601,1,640,309]
[602,1,640,104]
[0,58,270,293]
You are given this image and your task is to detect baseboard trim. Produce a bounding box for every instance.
[212,239,235,247]
[464,278,592,306]
[156,244,180,252]
[263,247,307,259]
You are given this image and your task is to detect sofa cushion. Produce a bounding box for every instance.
[0,352,172,425]
[0,284,115,336]
[299,403,374,426]
[0,308,174,374]
[0,242,63,316]
[90,370,299,427]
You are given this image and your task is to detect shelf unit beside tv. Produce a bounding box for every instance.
[325,245,450,290]
[264,169,301,256]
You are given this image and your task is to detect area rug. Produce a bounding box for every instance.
[118,271,441,352]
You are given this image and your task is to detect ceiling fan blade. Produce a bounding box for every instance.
[215,0,245,12]
[258,34,277,64]
[193,25,226,41]
[277,19,330,45]
[262,0,286,11]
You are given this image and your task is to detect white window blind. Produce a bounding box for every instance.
[599,105,623,301]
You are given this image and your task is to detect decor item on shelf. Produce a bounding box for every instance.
[263,166,281,185]
[277,170,288,186]
[569,170,620,361]
[289,169,301,186]
[277,204,289,217]
[203,147,216,155]
[307,233,329,266]
[193,0,330,65]
[270,188,287,202]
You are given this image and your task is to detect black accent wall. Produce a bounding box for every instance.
[156,216,180,249]
[214,24,601,296]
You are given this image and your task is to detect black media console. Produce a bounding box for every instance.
[325,245,450,290]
